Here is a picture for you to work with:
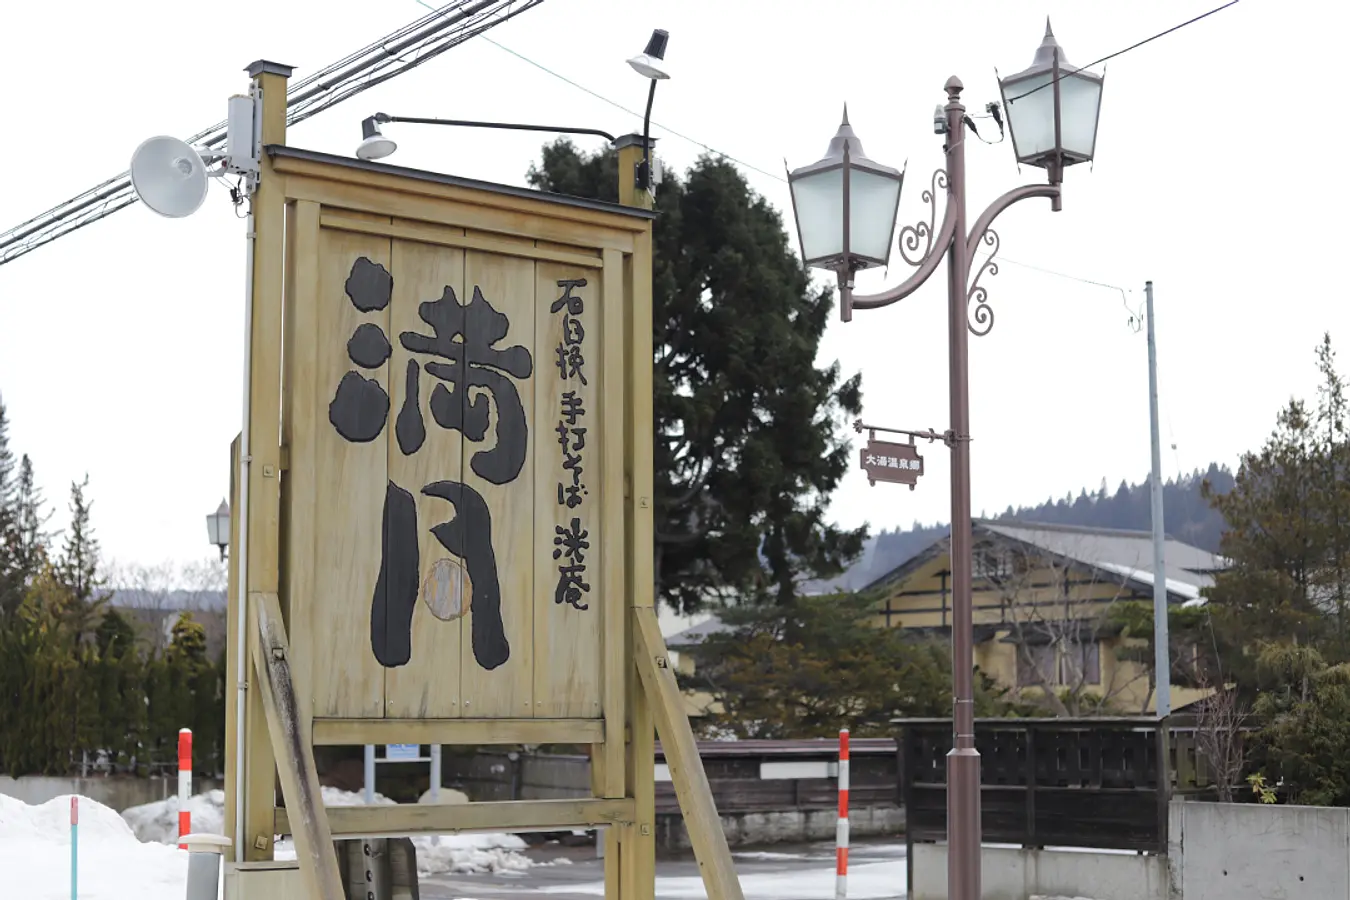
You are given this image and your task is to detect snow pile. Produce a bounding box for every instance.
[122,787,226,843]
[1,793,187,900]
[124,786,533,876]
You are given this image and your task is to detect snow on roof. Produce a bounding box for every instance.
[1094,561,1203,602]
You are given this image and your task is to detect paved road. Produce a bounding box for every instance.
[421,839,907,900]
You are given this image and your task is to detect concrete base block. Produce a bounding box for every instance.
[911,843,1168,900]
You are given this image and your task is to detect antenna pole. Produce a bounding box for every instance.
[1146,280,1171,719]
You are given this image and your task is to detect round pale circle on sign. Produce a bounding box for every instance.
[423,557,471,621]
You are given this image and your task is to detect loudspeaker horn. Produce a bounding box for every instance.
[130,136,210,218]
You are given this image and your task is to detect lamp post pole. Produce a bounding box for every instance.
[940,78,982,900]
[787,25,1103,898]
[828,80,1064,900]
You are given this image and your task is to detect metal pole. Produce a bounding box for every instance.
[364,744,376,805]
[430,744,442,803]
[943,75,981,900]
[1146,280,1171,718]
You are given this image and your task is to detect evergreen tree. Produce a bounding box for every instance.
[1202,335,1350,689]
[527,141,865,610]
[0,393,21,617]
[59,476,106,612]
[14,455,50,579]
[681,592,1025,738]
[1314,334,1350,655]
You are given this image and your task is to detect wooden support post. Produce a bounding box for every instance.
[233,58,294,865]
[633,606,743,900]
[615,132,658,900]
[251,591,344,899]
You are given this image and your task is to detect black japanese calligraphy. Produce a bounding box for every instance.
[329,257,394,443]
[552,518,590,611]
[424,480,510,670]
[330,371,390,443]
[348,322,392,369]
[346,256,393,312]
[395,359,426,457]
[401,284,534,485]
[327,257,532,671]
[551,278,588,386]
[550,279,592,612]
[371,482,419,668]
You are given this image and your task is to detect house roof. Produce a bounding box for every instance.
[861,519,1228,604]
[670,520,1228,643]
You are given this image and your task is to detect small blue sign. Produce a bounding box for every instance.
[385,743,419,761]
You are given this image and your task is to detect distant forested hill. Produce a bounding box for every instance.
[805,463,1235,594]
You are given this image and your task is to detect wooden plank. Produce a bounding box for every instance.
[274,798,636,837]
[599,249,626,798]
[459,250,537,717]
[532,263,602,718]
[271,153,651,235]
[318,213,604,269]
[282,199,321,750]
[250,591,343,900]
[283,175,636,255]
[223,434,245,856]
[625,230,655,611]
[241,66,289,864]
[616,140,657,900]
[633,606,744,900]
[302,221,391,718]
[382,235,468,718]
[312,717,604,746]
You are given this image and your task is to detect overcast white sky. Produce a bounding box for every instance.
[1,0,1344,581]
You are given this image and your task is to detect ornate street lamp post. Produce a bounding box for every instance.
[787,21,1104,900]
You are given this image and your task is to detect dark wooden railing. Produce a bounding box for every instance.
[897,717,1173,855]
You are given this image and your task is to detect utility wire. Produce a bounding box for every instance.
[0,0,545,268]
[452,8,1171,305]
[1006,0,1241,102]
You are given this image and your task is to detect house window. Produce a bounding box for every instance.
[1017,638,1101,686]
[1062,638,1101,686]
[1017,643,1057,687]
[974,547,1008,581]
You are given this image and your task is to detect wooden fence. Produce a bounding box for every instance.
[441,738,901,839]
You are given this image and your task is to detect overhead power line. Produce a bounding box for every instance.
[0,0,547,268]
[457,3,1233,300]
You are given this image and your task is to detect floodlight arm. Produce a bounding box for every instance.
[638,79,657,191]
[368,113,617,144]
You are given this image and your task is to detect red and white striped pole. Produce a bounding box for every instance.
[837,727,850,900]
[178,728,192,850]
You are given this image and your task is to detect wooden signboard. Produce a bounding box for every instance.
[861,438,924,488]
[222,62,743,900]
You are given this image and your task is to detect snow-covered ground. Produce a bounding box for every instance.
[2,787,537,900]
[124,786,535,877]
[1,792,190,900]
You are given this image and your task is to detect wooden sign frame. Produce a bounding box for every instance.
[222,61,743,900]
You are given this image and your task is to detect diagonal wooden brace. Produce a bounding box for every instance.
[250,591,344,899]
[631,606,745,900]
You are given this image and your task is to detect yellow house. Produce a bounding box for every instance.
[863,520,1225,715]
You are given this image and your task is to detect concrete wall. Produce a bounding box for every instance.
[655,805,904,855]
[0,776,223,812]
[1173,800,1350,900]
[911,844,1168,900]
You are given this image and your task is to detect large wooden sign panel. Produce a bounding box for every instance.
[284,201,616,722]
